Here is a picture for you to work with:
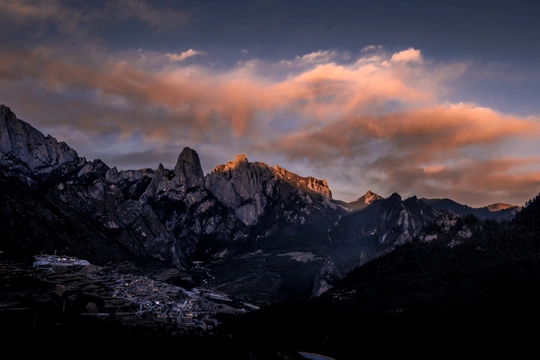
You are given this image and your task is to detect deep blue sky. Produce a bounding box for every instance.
[100,1,540,61]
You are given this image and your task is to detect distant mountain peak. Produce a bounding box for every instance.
[484,203,518,212]
[339,190,383,212]
[358,190,383,204]
[422,197,520,221]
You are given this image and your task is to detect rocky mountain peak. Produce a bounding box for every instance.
[305,177,331,199]
[484,203,518,212]
[235,154,248,163]
[174,147,204,188]
[222,154,248,170]
[205,154,341,226]
[273,165,332,200]
[0,104,80,186]
[205,154,275,225]
[330,191,440,263]
[177,147,201,167]
[344,190,383,211]
[0,104,12,118]
[357,190,383,204]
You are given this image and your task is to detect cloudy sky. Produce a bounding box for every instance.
[1,0,540,206]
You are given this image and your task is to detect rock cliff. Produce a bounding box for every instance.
[0,105,81,187]
[311,257,342,297]
[205,154,276,226]
[329,193,440,263]
[205,154,340,227]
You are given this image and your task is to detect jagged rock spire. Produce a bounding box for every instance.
[174,147,204,188]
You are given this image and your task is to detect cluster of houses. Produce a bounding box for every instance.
[33,254,90,267]
[86,266,254,331]
[332,289,357,302]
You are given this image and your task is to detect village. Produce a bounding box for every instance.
[32,255,259,333]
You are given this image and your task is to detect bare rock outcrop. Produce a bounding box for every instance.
[273,165,332,200]
[174,147,204,189]
[329,193,440,264]
[205,154,337,226]
[205,154,277,226]
[343,190,384,211]
[0,105,81,186]
[312,257,342,297]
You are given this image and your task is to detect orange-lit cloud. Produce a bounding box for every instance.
[0,46,443,136]
[391,47,423,63]
[279,50,340,67]
[166,50,206,62]
[274,103,540,206]
[277,104,538,162]
[361,45,383,52]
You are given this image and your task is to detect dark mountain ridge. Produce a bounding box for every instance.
[422,197,520,221]
[329,193,440,264]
